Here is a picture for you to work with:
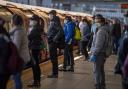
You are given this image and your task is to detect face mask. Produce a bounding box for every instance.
[49,14,53,20]
[29,20,37,26]
[95,22,101,27]
[64,20,68,23]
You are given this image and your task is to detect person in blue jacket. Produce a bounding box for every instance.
[60,16,76,71]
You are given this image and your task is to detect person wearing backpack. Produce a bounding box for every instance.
[90,14,109,89]
[10,14,30,89]
[0,17,10,89]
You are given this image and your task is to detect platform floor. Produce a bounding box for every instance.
[8,55,122,89]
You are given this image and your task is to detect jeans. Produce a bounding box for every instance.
[13,72,22,89]
[0,74,10,89]
[93,53,106,89]
[31,49,41,83]
[49,43,58,75]
[63,44,74,68]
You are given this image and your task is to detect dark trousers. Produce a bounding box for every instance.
[113,37,120,54]
[49,43,58,75]
[31,49,41,83]
[80,41,89,58]
[63,44,74,68]
[0,74,10,89]
[122,75,128,89]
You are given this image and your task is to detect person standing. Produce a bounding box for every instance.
[90,14,108,89]
[47,10,62,78]
[79,18,90,60]
[0,17,10,89]
[111,18,121,54]
[10,14,30,89]
[28,15,43,87]
[62,16,75,71]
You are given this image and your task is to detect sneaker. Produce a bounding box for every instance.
[67,67,74,72]
[47,74,58,78]
[59,68,67,71]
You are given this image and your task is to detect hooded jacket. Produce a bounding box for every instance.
[64,21,76,44]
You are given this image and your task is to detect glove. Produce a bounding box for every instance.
[89,55,97,62]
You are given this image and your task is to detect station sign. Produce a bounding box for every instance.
[121,4,128,9]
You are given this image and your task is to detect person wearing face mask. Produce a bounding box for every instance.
[27,15,43,87]
[59,16,75,72]
[47,10,63,78]
[90,14,109,89]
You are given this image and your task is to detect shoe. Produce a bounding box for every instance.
[67,67,74,72]
[47,74,58,78]
[27,83,41,88]
[59,68,67,71]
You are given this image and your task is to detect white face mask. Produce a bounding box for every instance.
[29,20,37,26]
[96,22,101,27]
[64,20,68,23]
[49,14,53,20]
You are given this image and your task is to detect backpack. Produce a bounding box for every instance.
[7,42,24,74]
[7,29,24,74]
[53,25,65,49]
[74,26,81,41]
[105,29,113,58]
[97,25,113,58]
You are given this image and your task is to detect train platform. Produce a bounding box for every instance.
[8,55,122,89]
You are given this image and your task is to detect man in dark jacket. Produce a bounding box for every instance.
[116,12,128,89]
[0,17,10,89]
[47,10,62,78]
[111,19,121,54]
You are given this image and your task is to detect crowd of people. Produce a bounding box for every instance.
[0,9,128,89]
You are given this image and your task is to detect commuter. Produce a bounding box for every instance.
[9,14,30,89]
[74,17,81,54]
[90,14,109,89]
[88,16,98,52]
[60,16,75,72]
[27,15,43,87]
[47,10,62,78]
[0,17,10,89]
[111,18,121,54]
[79,18,90,60]
[115,11,128,89]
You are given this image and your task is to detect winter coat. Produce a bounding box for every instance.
[118,31,128,69]
[47,16,62,44]
[10,26,30,64]
[112,23,121,39]
[28,25,43,50]
[91,25,108,56]
[79,22,90,41]
[64,21,76,44]
[0,27,10,74]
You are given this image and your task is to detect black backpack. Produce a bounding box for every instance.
[53,25,65,49]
